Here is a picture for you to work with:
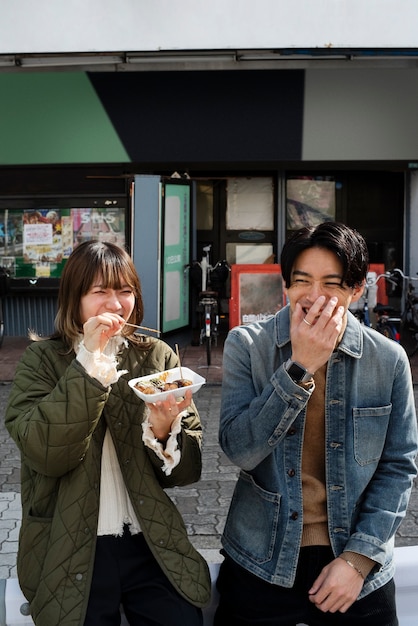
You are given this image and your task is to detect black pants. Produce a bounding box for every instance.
[84,528,203,626]
[214,547,398,626]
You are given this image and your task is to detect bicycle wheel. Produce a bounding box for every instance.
[378,323,397,341]
[206,335,211,366]
[204,303,212,366]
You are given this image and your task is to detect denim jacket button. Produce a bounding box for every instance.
[287,468,296,477]
[290,511,299,520]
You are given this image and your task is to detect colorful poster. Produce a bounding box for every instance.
[23,209,63,264]
[61,215,74,258]
[72,208,125,247]
[0,206,126,278]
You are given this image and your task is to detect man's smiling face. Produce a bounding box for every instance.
[285,247,364,323]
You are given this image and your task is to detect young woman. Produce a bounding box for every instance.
[5,241,210,626]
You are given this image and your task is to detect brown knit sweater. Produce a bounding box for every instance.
[300,364,375,579]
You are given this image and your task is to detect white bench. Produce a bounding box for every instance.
[1,547,417,626]
[0,570,220,626]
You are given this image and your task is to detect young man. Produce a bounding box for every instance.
[215,222,417,625]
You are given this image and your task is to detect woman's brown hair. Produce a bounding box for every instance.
[51,241,148,349]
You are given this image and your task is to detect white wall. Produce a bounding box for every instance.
[1,0,418,54]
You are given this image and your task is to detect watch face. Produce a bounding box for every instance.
[287,362,305,382]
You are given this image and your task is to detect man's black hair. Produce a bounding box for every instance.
[280,221,369,289]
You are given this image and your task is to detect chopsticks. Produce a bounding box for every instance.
[125,324,183,374]
[124,322,161,335]
[175,343,184,379]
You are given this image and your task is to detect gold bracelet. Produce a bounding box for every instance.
[339,556,365,580]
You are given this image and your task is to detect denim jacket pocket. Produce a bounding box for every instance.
[223,470,280,564]
[353,404,392,465]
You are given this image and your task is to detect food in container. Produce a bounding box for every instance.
[128,367,206,402]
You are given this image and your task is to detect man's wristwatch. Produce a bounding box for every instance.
[285,359,314,384]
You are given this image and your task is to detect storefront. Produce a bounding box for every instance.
[0,67,415,336]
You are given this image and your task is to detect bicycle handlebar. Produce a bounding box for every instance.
[366,268,418,286]
[366,272,397,287]
[186,259,231,273]
[388,268,418,281]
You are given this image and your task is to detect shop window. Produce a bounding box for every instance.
[286,177,336,230]
[196,183,214,230]
[0,205,126,279]
[226,177,274,231]
[226,242,274,266]
[284,171,404,279]
[224,177,275,266]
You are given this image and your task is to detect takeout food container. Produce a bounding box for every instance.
[128,367,206,402]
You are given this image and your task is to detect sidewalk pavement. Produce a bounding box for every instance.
[0,334,417,580]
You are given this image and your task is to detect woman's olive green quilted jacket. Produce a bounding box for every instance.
[5,337,211,625]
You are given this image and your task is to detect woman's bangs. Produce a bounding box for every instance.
[99,260,135,291]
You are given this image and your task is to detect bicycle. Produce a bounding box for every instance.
[385,268,418,356]
[349,271,402,342]
[351,268,418,355]
[188,245,230,366]
[373,302,401,342]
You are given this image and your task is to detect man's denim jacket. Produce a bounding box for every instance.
[219,306,418,597]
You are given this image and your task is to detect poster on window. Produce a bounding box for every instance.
[72,208,125,248]
[229,264,285,328]
[23,209,63,264]
[286,179,335,230]
[0,206,126,279]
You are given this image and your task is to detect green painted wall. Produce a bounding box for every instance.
[0,72,130,165]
